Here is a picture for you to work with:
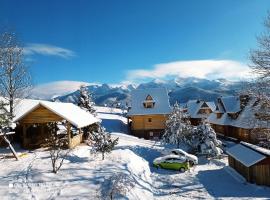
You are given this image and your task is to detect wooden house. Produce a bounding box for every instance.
[227,142,270,186]
[127,88,171,139]
[13,99,99,149]
[207,95,269,144]
[183,99,215,125]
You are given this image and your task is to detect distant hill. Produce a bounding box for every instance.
[31,77,244,107]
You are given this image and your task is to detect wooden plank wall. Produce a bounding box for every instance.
[131,115,167,130]
[229,156,270,186]
[20,105,63,124]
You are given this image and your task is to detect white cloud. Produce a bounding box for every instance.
[31,81,98,99]
[24,43,75,59]
[126,59,252,82]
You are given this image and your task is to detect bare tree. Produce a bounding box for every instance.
[249,12,270,147]
[45,122,70,173]
[0,30,31,119]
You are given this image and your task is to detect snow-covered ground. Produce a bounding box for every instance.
[1,110,270,199]
[1,132,270,199]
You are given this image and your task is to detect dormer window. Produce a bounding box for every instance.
[143,95,155,108]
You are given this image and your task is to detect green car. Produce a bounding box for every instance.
[153,155,190,172]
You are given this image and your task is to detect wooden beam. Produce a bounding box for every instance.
[67,122,71,148]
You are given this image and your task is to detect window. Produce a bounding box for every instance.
[149,131,153,137]
[148,118,152,122]
[143,95,155,108]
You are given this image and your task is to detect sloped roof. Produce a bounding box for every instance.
[220,96,241,113]
[207,112,233,126]
[14,99,100,128]
[241,141,270,156]
[226,143,266,167]
[186,100,215,119]
[231,98,270,129]
[127,88,171,116]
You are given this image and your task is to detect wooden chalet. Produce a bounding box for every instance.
[127,88,171,139]
[13,99,99,149]
[207,95,269,144]
[183,99,215,125]
[227,142,270,186]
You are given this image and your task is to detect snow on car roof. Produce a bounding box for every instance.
[14,99,100,128]
[226,143,266,167]
[127,88,171,116]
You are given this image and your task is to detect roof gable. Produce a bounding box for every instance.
[14,99,99,128]
[127,88,171,116]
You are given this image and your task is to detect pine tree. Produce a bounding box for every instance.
[162,102,193,148]
[193,121,223,157]
[89,126,119,160]
[78,85,96,116]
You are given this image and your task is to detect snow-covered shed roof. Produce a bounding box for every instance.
[226,142,267,167]
[186,100,215,119]
[14,99,100,128]
[127,88,171,116]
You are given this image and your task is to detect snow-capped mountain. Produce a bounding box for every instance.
[30,77,243,106]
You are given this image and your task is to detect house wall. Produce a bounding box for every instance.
[130,114,168,139]
[210,124,254,143]
[130,114,167,130]
[229,156,270,186]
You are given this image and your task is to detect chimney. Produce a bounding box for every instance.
[240,94,250,109]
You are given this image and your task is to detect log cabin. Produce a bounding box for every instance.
[127,88,171,139]
[227,142,270,186]
[183,99,215,125]
[13,99,99,149]
[207,95,270,144]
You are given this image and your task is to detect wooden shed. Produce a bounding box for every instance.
[227,142,270,186]
[13,100,99,149]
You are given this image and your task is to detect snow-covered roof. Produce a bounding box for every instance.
[207,113,234,126]
[231,98,270,129]
[208,97,270,129]
[127,88,171,116]
[226,143,266,167]
[241,142,270,156]
[186,100,215,119]
[219,96,241,113]
[14,99,100,128]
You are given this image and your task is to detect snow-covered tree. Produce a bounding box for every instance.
[192,121,223,157]
[89,126,118,160]
[249,12,270,148]
[0,100,11,129]
[78,85,96,116]
[0,30,32,119]
[162,102,193,148]
[45,122,70,173]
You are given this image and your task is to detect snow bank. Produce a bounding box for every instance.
[108,149,153,199]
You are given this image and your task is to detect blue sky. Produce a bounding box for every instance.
[1,0,269,86]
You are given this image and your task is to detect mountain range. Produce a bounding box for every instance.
[31,77,245,107]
